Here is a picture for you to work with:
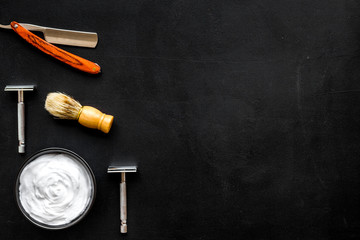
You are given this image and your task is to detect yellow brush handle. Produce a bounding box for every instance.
[78,106,114,133]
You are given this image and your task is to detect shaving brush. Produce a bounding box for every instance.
[45,92,114,133]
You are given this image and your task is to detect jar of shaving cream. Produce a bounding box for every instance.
[15,148,96,229]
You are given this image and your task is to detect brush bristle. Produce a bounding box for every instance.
[45,92,82,120]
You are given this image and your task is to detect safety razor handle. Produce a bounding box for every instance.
[5,85,34,153]
[120,172,127,233]
[17,101,25,153]
[10,21,101,74]
[107,166,136,233]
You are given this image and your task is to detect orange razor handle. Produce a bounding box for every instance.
[10,21,101,74]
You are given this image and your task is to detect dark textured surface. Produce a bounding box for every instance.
[1,0,360,239]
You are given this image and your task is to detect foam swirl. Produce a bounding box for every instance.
[19,153,94,226]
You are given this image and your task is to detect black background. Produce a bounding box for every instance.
[1,0,360,239]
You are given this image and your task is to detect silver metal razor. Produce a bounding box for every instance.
[107,166,137,233]
[4,85,35,153]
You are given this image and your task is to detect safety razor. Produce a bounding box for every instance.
[4,85,35,153]
[107,166,137,233]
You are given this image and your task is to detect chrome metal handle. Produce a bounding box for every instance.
[17,102,25,153]
[120,172,127,233]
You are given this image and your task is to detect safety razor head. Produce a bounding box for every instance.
[4,85,35,91]
[107,166,137,173]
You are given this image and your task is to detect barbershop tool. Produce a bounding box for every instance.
[4,85,35,153]
[0,21,100,74]
[107,166,137,233]
[45,92,113,133]
[0,22,98,48]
